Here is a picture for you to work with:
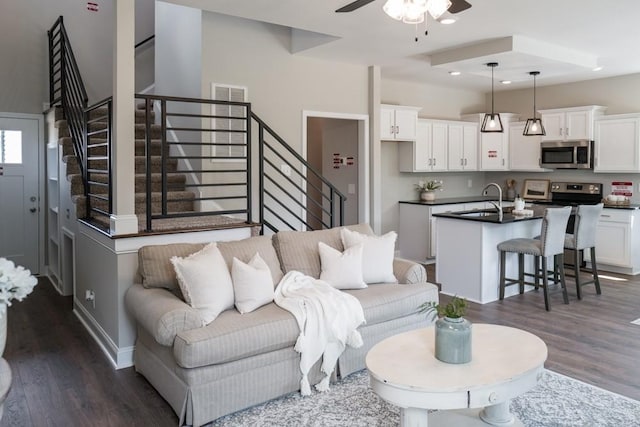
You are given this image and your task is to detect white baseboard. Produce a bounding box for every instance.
[73,297,134,370]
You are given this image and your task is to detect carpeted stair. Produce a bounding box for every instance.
[54,104,256,234]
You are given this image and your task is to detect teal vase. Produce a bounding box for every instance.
[435,316,472,364]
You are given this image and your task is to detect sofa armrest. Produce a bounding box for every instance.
[125,283,204,346]
[393,258,427,284]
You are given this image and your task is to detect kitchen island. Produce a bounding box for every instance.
[434,206,547,304]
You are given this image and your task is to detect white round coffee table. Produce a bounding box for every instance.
[366,324,547,427]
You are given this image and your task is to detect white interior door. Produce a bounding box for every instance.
[0,116,40,272]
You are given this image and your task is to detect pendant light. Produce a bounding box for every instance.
[523,71,546,136]
[481,62,503,133]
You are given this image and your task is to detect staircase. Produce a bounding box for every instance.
[55,103,256,233]
[48,16,345,237]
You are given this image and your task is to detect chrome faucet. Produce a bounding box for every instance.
[482,182,503,221]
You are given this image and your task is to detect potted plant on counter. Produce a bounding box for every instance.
[418,295,471,364]
[415,179,443,202]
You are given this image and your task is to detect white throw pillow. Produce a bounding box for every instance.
[170,242,234,325]
[318,242,367,290]
[232,252,274,314]
[341,228,398,284]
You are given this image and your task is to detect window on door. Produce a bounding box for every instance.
[0,130,22,164]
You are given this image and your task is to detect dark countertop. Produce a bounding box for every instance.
[602,204,640,210]
[433,206,548,224]
[399,196,500,206]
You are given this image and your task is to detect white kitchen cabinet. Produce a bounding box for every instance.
[399,201,497,262]
[539,106,606,141]
[462,113,517,171]
[447,123,478,171]
[509,121,550,171]
[398,120,447,172]
[381,104,421,141]
[594,114,640,172]
[584,208,640,275]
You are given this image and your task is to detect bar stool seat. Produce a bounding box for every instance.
[497,206,572,311]
[564,203,603,299]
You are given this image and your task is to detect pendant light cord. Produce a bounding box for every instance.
[533,74,536,118]
[491,65,495,115]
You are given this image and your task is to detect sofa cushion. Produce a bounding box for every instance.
[231,253,274,314]
[139,243,206,291]
[341,228,397,284]
[318,242,367,289]
[171,243,235,325]
[343,282,438,326]
[173,303,299,369]
[217,235,283,286]
[273,224,374,278]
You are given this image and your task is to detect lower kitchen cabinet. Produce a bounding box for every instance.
[584,208,640,275]
[398,201,493,263]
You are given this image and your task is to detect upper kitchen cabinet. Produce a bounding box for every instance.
[380,104,422,141]
[447,122,478,171]
[594,113,640,172]
[462,113,517,171]
[398,119,447,172]
[538,106,606,141]
[509,121,550,172]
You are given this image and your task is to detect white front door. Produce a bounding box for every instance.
[0,116,40,273]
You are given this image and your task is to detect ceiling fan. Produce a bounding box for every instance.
[335,0,471,15]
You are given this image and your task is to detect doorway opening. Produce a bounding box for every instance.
[303,111,369,228]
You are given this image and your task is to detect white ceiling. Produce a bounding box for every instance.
[168,0,640,91]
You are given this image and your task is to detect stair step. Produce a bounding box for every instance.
[64,155,178,175]
[74,190,196,218]
[68,173,187,195]
[64,137,163,156]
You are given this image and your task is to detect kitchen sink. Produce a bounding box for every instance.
[457,210,499,217]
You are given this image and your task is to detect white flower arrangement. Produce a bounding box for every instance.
[0,258,37,315]
[415,179,443,192]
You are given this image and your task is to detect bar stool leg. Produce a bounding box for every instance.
[557,254,569,305]
[533,256,540,290]
[518,253,525,294]
[574,248,582,300]
[499,250,506,301]
[541,256,550,311]
[591,247,602,295]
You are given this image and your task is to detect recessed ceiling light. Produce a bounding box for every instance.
[449,71,461,76]
[500,80,512,85]
[439,17,457,25]
[593,66,603,71]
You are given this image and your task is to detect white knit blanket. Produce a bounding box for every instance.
[274,271,365,395]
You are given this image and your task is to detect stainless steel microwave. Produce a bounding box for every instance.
[540,140,593,169]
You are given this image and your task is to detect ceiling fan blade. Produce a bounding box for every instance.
[335,0,377,13]
[448,0,472,14]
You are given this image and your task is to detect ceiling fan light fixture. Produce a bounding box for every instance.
[427,0,452,19]
[523,71,546,136]
[439,16,457,24]
[481,62,504,133]
[383,0,405,20]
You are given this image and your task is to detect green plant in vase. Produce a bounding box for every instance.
[418,296,471,364]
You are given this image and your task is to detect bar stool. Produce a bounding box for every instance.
[564,203,603,299]
[497,206,572,311]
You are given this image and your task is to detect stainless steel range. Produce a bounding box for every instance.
[550,182,603,205]
[535,182,603,206]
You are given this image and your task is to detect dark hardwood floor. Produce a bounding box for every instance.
[1,267,639,426]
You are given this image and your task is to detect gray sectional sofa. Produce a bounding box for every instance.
[125,224,439,426]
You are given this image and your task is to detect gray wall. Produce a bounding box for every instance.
[200,12,369,152]
[0,0,115,113]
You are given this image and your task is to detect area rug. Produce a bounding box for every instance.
[211,369,640,426]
